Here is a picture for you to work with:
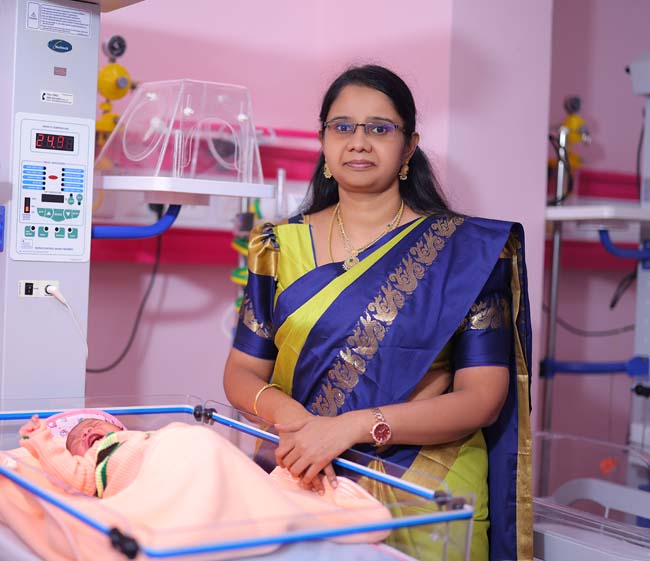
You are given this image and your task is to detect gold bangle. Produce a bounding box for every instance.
[252,383,282,416]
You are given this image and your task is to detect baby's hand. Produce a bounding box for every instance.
[19,415,43,438]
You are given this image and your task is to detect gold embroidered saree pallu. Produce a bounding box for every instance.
[233,213,533,561]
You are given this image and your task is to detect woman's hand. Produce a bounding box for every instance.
[274,415,358,493]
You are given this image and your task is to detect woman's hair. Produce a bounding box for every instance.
[301,64,450,215]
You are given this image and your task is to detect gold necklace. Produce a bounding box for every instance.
[334,200,404,271]
[327,205,337,264]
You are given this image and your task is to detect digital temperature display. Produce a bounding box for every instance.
[34,133,74,152]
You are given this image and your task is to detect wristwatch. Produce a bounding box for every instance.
[370,407,392,446]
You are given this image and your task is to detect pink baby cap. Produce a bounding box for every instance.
[46,408,126,439]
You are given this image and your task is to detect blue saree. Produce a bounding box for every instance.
[234,213,532,561]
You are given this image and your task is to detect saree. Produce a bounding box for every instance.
[234,213,533,561]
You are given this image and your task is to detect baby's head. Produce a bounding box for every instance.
[65,418,124,456]
[45,408,127,456]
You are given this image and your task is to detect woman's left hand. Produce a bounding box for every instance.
[274,415,356,492]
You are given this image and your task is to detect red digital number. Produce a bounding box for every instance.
[46,135,55,148]
[57,135,64,149]
[35,133,44,148]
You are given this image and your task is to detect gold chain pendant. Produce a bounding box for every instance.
[343,254,360,270]
[336,200,405,272]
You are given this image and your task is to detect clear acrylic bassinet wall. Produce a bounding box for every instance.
[94,80,269,204]
[534,431,650,561]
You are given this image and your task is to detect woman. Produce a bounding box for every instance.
[224,65,532,561]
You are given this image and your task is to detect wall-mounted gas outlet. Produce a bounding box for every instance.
[19,280,59,297]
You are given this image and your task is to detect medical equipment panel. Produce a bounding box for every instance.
[11,113,93,261]
[0,0,100,402]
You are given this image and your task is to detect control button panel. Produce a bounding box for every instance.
[11,113,93,262]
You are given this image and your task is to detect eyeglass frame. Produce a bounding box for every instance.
[321,119,409,137]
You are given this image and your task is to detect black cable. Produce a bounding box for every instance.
[547,134,574,205]
[87,235,163,374]
[636,106,645,196]
[542,303,635,337]
[609,268,637,309]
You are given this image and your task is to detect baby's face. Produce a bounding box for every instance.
[66,419,122,456]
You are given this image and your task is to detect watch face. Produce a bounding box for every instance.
[372,421,392,445]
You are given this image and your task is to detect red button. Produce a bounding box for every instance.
[48,175,58,180]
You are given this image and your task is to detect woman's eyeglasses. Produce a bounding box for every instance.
[323,120,405,138]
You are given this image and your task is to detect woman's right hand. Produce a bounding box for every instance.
[272,410,338,494]
[274,414,361,494]
[224,349,334,492]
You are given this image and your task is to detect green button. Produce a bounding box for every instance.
[38,227,48,238]
[64,209,73,219]
[52,209,65,222]
[24,226,35,237]
[68,228,78,239]
[67,195,75,205]
[44,208,53,219]
[76,194,83,203]
[54,227,65,238]
[37,208,46,217]
[71,210,80,218]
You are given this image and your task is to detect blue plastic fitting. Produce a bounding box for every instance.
[92,205,181,239]
[598,230,650,261]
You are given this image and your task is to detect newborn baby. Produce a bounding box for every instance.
[20,408,148,497]
[65,417,124,455]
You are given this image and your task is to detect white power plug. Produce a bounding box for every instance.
[44,284,67,305]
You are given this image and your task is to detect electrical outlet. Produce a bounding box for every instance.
[19,280,60,297]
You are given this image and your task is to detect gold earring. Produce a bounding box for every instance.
[323,162,333,179]
[399,162,409,181]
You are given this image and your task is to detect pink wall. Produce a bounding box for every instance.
[540,269,635,443]
[86,0,649,496]
[87,262,237,404]
[492,0,650,497]
[88,1,554,413]
[89,2,554,428]
[543,0,649,445]
[88,1,455,404]
[447,0,553,431]
[100,0,452,172]
[550,0,648,174]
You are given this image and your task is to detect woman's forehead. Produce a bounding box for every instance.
[328,85,399,120]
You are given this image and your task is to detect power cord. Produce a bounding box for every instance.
[44,284,89,359]
[87,205,164,374]
[614,106,645,316]
[542,303,634,337]
[609,268,637,310]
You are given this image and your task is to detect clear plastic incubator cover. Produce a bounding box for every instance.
[534,431,650,561]
[95,79,265,186]
[0,395,474,561]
